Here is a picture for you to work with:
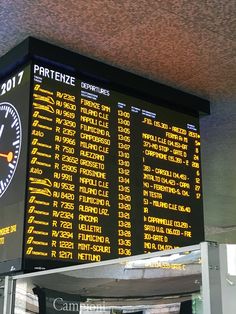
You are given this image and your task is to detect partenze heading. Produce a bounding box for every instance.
[34,65,75,86]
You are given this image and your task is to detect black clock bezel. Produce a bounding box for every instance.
[0,101,22,198]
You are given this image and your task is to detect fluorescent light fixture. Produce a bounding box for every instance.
[226,244,236,276]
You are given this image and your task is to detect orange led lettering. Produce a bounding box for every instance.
[55,135,62,142]
[26,247,33,255]
[53,201,58,207]
[27,237,34,244]
[56,109,62,115]
[28,206,35,213]
[51,251,56,257]
[52,240,57,247]
[54,172,60,179]
[53,191,60,198]
[53,181,60,188]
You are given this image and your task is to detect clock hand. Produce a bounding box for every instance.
[0,152,13,163]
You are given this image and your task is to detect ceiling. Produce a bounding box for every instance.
[1,0,236,242]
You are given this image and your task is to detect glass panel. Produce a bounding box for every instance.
[13,246,202,313]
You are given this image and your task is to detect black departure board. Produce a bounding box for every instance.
[23,63,204,271]
[0,38,208,274]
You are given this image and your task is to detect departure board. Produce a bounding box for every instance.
[23,64,204,271]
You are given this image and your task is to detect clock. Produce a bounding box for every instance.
[0,102,22,198]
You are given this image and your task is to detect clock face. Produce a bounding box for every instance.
[0,102,22,198]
